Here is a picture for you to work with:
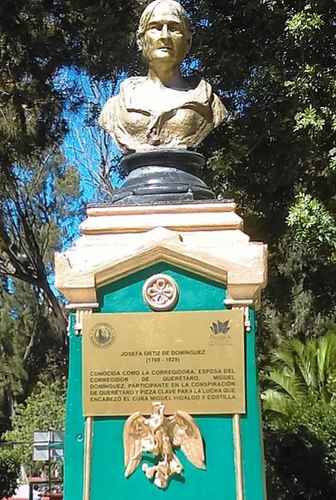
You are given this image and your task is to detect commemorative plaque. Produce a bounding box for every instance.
[83,310,245,416]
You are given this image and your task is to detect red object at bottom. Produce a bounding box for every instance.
[41,495,63,500]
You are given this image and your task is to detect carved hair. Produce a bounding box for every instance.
[137,0,192,51]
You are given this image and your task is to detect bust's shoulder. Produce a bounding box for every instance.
[184,76,213,104]
[99,94,119,130]
[188,76,227,126]
[119,77,148,109]
[186,75,208,88]
[120,76,146,92]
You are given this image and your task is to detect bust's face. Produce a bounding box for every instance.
[142,3,190,67]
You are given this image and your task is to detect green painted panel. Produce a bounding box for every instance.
[64,314,85,500]
[91,416,235,500]
[90,263,236,500]
[240,310,267,500]
[97,262,227,313]
[64,261,266,500]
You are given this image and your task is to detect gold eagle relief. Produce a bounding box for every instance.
[123,402,206,489]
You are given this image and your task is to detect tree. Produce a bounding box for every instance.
[0,150,81,326]
[0,0,138,326]
[264,415,336,500]
[1,380,65,475]
[0,150,80,428]
[0,0,137,165]
[263,333,336,499]
[0,278,67,431]
[0,449,20,499]
[263,333,336,417]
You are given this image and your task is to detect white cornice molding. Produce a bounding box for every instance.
[55,205,267,306]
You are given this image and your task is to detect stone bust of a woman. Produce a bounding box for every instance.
[99,0,227,154]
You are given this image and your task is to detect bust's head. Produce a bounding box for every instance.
[137,0,192,68]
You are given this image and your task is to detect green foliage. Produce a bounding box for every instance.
[288,398,336,472]
[263,334,336,498]
[0,278,67,431]
[0,0,135,165]
[0,149,79,427]
[2,381,65,472]
[263,333,336,417]
[286,10,324,41]
[186,5,336,363]
[265,406,336,500]
[191,0,336,228]
[294,105,325,135]
[0,448,20,499]
[287,193,336,252]
[1,150,82,272]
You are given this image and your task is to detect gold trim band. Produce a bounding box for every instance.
[83,417,93,500]
[233,414,244,500]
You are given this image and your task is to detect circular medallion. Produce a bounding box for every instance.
[90,324,114,348]
[143,274,179,311]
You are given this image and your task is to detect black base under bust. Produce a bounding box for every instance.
[109,149,215,205]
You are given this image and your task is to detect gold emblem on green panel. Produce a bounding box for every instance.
[90,324,114,348]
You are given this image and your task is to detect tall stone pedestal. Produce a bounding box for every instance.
[55,200,267,500]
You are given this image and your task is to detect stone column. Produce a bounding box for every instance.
[56,200,267,500]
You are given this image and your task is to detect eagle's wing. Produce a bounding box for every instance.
[168,411,205,469]
[123,412,149,478]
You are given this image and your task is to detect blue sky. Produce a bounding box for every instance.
[57,67,124,203]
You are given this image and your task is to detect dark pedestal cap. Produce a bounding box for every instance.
[109,149,215,205]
